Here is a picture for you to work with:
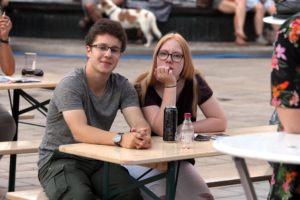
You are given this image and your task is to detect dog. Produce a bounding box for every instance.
[98,0,162,47]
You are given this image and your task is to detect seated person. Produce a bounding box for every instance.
[0,12,16,159]
[126,32,227,200]
[246,0,277,45]
[38,18,151,200]
[214,0,247,45]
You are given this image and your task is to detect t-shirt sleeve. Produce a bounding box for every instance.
[120,79,140,109]
[143,87,162,107]
[196,75,213,105]
[271,15,300,108]
[53,76,84,112]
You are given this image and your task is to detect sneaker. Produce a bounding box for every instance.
[256,35,269,46]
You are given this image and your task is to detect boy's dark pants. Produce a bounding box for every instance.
[38,151,143,200]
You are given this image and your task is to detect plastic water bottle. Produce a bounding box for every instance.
[180,113,194,149]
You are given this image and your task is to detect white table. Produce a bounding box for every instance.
[213,131,300,200]
[263,16,286,25]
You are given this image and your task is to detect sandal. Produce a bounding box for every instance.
[235,35,248,46]
[235,31,247,40]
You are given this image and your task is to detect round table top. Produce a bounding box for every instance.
[213,132,300,164]
[263,16,286,25]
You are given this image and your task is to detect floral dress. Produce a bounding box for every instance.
[269,13,300,200]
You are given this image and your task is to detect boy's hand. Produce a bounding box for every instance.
[121,128,151,149]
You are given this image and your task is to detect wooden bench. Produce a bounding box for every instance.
[6,188,48,200]
[5,163,272,200]
[0,140,40,155]
[202,160,272,187]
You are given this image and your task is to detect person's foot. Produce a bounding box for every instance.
[235,36,248,46]
[235,31,247,40]
[255,35,269,46]
[78,17,91,29]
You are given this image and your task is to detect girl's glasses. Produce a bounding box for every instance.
[157,50,183,62]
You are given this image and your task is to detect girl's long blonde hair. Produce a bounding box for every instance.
[134,32,201,116]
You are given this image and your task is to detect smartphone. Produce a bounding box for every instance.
[194,134,211,142]
[210,133,229,140]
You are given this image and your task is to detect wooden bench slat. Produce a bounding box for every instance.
[6,188,47,200]
[201,162,272,187]
[0,140,40,155]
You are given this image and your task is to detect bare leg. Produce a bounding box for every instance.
[84,3,102,23]
[112,0,124,6]
[253,2,264,37]
[234,0,246,39]
[217,0,247,45]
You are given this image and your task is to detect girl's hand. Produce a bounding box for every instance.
[0,15,12,40]
[154,66,176,87]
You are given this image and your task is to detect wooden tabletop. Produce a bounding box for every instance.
[59,137,221,165]
[59,125,277,165]
[0,73,62,90]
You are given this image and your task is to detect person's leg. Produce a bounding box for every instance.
[0,104,16,141]
[92,163,143,200]
[125,162,214,200]
[234,0,247,45]
[112,0,124,6]
[39,156,101,200]
[79,0,101,28]
[264,1,278,44]
[253,2,264,37]
[173,161,214,200]
[0,104,16,159]
[83,0,102,23]
[125,165,166,199]
[217,0,247,45]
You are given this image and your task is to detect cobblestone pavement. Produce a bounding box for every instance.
[0,38,275,199]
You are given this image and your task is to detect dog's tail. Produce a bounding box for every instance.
[150,16,162,39]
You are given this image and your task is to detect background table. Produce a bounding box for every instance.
[0,74,61,191]
[213,131,300,200]
[263,16,286,25]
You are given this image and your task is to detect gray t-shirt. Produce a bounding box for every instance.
[38,67,139,169]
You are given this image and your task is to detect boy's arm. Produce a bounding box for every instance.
[63,108,151,149]
[122,106,152,149]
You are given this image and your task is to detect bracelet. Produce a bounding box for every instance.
[165,85,177,88]
[0,38,9,44]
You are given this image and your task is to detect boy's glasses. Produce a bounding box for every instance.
[157,50,184,62]
[90,44,121,55]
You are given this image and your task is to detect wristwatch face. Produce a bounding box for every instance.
[113,133,123,146]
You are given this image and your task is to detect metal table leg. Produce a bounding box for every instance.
[165,161,178,200]
[233,157,257,200]
[8,89,20,192]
